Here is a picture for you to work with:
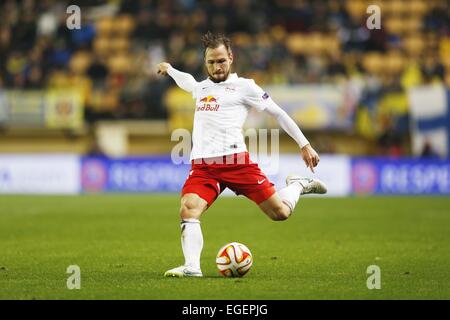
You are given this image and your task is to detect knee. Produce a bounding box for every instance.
[180,198,203,220]
[270,206,291,221]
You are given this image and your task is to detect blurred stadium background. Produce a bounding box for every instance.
[0,0,449,195]
[1,0,450,300]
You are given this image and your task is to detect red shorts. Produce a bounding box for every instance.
[181,152,275,206]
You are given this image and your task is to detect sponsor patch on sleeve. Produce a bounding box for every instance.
[262,92,269,100]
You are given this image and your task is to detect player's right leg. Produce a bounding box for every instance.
[164,193,209,278]
[259,175,327,220]
[278,175,327,213]
[220,152,327,221]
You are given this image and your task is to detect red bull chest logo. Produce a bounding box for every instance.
[197,96,220,111]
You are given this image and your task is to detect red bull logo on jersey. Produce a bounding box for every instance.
[197,96,220,111]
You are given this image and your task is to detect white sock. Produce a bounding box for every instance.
[278,183,303,213]
[180,218,203,270]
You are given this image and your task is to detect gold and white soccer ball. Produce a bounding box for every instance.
[216,242,253,277]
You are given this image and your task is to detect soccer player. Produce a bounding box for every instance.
[157,32,327,277]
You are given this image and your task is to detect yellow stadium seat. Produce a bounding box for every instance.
[307,32,327,55]
[363,52,384,74]
[441,54,450,69]
[96,17,114,36]
[89,89,119,112]
[404,35,425,57]
[110,37,130,54]
[93,36,111,58]
[389,0,409,15]
[403,17,423,34]
[114,15,135,36]
[439,38,450,58]
[231,32,252,46]
[385,50,405,74]
[345,0,366,19]
[69,51,92,75]
[408,0,428,16]
[385,17,405,35]
[324,34,340,54]
[108,54,132,74]
[285,33,308,55]
[368,0,387,14]
[424,32,439,50]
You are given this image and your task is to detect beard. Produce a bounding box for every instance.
[208,69,230,83]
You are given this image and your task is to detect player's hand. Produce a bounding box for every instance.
[156,62,171,76]
[301,144,320,173]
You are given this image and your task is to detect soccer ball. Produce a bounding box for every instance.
[216,242,253,277]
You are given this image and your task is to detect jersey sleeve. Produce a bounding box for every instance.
[243,80,273,112]
[264,100,310,148]
[167,65,199,99]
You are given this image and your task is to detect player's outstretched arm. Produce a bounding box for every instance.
[265,102,320,173]
[156,62,198,94]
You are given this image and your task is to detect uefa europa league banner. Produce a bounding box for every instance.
[80,156,191,193]
[0,154,80,194]
[81,155,450,196]
[1,154,449,195]
[352,157,450,195]
[79,154,351,196]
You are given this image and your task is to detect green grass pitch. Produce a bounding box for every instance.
[0,195,449,299]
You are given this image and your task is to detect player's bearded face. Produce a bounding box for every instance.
[205,45,233,83]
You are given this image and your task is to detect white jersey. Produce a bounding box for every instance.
[167,66,309,161]
[189,73,272,160]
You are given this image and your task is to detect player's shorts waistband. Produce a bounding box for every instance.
[191,152,251,165]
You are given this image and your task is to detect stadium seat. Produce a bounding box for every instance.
[110,37,130,54]
[324,34,340,55]
[385,17,406,35]
[345,0,366,19]
[441,54,450,69]
[231,32,252,47]
[385,50,406,74]
[388,0,409,16]
[89,88,119,112]
[362,52,384,74]
[285,33,308,55]
[69,51,92,75]
[307,33,327,55]
[404,17,423,34]
[404,35,425,57]
[108,54,132,74]
[440,38,450,60]
[93,36,111,58]
[114,15,135,36]
[95,17,114,37]
[408,0,428,16]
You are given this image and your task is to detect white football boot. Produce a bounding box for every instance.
[164,265,203,278]
[286,175,327,195]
